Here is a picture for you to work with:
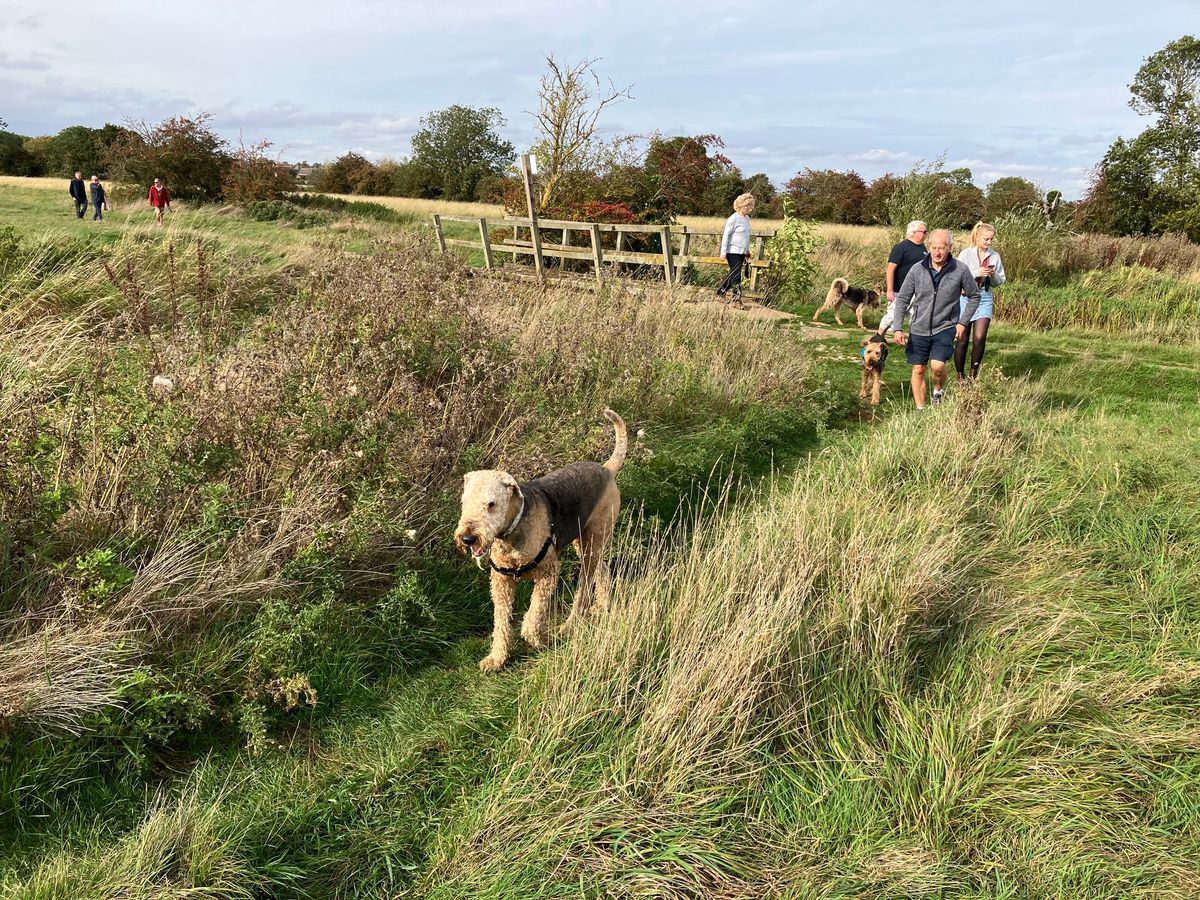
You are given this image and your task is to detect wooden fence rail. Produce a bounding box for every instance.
[431,214,776,292]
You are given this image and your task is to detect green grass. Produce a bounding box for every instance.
[418,352,1200,898]
[0,182,410,263]
[1,178,1198,898]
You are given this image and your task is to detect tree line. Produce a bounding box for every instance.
[2,37,1196,238]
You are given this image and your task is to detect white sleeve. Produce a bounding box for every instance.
[957,248,983,278]
[720,215,735,256]
[989,252,1006,287]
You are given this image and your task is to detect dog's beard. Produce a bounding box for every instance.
[456,528,493,562]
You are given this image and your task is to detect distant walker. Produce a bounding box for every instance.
[149,178,171,223]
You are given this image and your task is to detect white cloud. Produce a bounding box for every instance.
[848,149,914,164]
[1,0,1194,199]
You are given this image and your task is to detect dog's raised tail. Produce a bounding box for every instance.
[825,277,849,305]
[602,408,627,473]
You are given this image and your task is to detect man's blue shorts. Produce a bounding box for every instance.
[905,328,956,365]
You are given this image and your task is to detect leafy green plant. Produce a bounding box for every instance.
[0,224,22,271]
[241,199,330,229]
[764,198,822,302]
[70,547,135,607]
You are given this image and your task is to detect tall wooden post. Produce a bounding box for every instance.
[589,223,603,285]
[432,215,446,255]
[660,225,675,287]
[749,235,766,293]
[677,229,692,285]
[520,154,544,283]
[478,217,494,270]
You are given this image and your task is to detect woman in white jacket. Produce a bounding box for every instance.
[717,193,755,309]
[955,221,1006,380]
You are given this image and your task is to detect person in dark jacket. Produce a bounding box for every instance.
[88,175,107,221]
[68,172,88,218]
[891,229,981,409]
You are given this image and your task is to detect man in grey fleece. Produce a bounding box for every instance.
[892,229,980,409]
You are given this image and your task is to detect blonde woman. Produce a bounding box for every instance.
[717,193,755,309]
[954,222,1006,380]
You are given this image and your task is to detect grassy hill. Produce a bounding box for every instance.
[1,178,1197,899]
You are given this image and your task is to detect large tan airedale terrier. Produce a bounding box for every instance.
[454,409,627,672]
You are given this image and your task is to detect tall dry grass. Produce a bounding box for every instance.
[0,175,65,191]
[0,229,821,734]
[422,379,1200,897]
[311,192,505,219]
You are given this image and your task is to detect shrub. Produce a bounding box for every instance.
[103,113,231,203]
[222,140,294,205]
[241,200,330,229]
[308,153,376,195]
[289,192,415,225]
[0,224,22,272]
[765,198,822,303]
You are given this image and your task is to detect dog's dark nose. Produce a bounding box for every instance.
[461,533,477,546]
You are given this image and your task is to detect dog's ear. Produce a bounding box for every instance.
[497,471,520,492]
[861,336,871,347]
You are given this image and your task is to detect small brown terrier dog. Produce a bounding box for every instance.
[813,277,880,329]
[860,334,889,405]
[454,410,627,672]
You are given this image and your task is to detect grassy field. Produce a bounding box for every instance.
[314,187,890,244]
[1,179,1198,899]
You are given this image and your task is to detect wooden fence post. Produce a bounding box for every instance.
[589,223,603,285]
[677,229,691,285]
[530,223,545,282]
[432,215,446,255]
[478,217,494,270]
[660,226,675,286]
[749,235,766,293]
[520,154,544,283]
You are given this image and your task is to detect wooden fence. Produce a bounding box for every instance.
[431,215,776,292]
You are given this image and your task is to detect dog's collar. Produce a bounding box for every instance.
[498,488,526,539]
[489,526,556,579]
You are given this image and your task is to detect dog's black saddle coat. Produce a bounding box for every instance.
[520,461,611,550]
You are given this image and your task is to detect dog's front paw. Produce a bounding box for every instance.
[478,653,507,673]
[521,628,548,650]
[859,389,867,399]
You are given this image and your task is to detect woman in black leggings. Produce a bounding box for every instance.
[955,221,1006,380]
[717,193,756,309]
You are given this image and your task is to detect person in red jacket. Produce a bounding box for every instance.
[148,178,171,222]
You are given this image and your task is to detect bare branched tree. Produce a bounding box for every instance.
[529,55,633,211]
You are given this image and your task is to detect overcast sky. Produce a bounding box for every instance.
[1,1,1193,198]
